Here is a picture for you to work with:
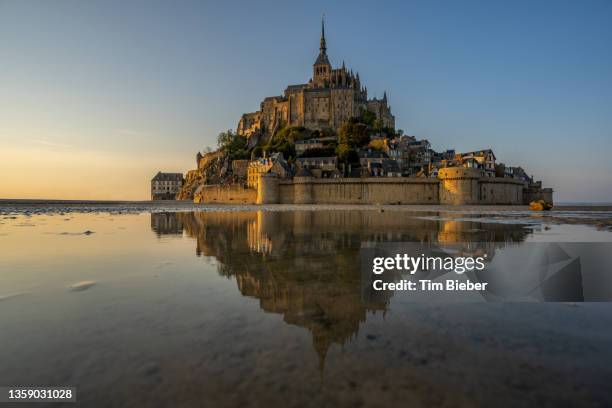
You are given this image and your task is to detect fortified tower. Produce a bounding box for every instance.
[256,173,280,204]
[438,167,481,205]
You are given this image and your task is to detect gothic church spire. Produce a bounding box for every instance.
[320,15,327,54]
[313,15,331,68]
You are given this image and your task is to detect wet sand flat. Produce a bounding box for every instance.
[1,207,612,407]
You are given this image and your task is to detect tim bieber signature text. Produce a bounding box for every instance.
[371,253,488,292]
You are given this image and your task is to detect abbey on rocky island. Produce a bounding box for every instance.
[236,18,395,144]
[162,18,553,206]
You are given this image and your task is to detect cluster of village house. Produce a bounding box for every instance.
[151,134,538,200]
[241,134,535,190]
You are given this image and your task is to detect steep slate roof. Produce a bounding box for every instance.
[285,84,308,93]
[461,149,496,160]
[272,158,292,175]
[152,172,183,182]
[314,52,331,66]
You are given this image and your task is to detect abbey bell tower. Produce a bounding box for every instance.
[312,17,331,88]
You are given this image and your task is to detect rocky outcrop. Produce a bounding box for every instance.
[176,169,203,200]
[176,151,245,200]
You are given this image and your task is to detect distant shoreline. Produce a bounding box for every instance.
[1,199,612,212]
[0,199,165,204]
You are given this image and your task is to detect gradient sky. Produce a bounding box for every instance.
[1,0,611,202]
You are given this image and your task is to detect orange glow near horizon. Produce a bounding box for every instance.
[0,145,189,201]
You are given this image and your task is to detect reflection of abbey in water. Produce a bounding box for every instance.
[150,211,531,366]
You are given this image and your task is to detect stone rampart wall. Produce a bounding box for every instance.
[479,178,525,205]
[195,168,545,206]
[277,178,440,205]
[194,184,256,204]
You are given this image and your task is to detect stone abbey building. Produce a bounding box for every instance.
[236,19,395,141]
[172,19,552,206]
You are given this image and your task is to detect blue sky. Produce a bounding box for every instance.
[1,0,611,201]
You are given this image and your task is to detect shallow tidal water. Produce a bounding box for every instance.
[1,208,612,407]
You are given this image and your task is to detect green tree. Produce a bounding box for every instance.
[300,147,336,158]
[280,142,296,159]
[380,126,396,138]
[287,127,309,142]
[336,143,351,162]
[251,146,263,159]
[273,126,310,144]
[338,122,370,148]
[261,125,309,160]
[369,139,386,151]
[495,163,506,178]
[336,143,359,165]
[359,110,376,126]
[217,130,235,150]
[217,129,248,158]
[373,118,384,132]
[319,127,337,138]
[232,149,250,160]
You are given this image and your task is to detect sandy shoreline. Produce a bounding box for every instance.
[2,200,612,231]
[1,199,611,212]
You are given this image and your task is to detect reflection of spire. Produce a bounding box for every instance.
[312,330,330,378]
